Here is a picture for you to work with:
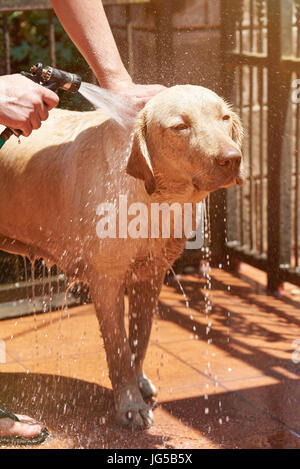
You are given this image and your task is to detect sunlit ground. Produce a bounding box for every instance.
[1,264,300,449]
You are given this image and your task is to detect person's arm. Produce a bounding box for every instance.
[0,74,59,136]
[50,0,165,110]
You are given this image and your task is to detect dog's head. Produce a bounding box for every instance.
[126,85,244,201]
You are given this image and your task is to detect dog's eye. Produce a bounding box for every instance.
[171,123,190,131]
[223,115,231,121]
[218,160,231,166]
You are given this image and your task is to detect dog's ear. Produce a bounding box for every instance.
[231,111,244,148]
[126,111,156,195]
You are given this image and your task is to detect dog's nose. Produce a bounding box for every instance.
[216,147,241,169]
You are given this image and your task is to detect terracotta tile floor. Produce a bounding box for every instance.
[1,264,300,449]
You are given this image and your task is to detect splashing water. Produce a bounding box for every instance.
[30,259,40,362]
[169,266,190,311]
[79,82,137,129]
[166,197,217,429]
[202,196,216,427]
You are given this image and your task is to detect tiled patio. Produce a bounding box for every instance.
[1,264,300,449]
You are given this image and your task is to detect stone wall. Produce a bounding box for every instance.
[105,0,222,92]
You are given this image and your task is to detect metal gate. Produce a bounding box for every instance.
[213,0,300,292]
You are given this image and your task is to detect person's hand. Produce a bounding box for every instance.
[104,78,166,113]
[50,0,165,113]
[0,74,59,137]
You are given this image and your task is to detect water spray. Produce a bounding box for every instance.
[0,62,82,149]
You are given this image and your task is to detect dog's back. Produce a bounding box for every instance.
[0,108,148,280]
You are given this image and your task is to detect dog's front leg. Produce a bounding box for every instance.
[128,267,166,404]
[91,277,153,430]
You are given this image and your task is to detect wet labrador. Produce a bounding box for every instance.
[0,85,244,430]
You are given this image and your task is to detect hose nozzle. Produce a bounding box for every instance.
[0,63,82,149]
[28,62,82,93]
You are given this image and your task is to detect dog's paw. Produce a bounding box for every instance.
[138,375,157,403]
[114,383,154,430]
[115,403,153,430]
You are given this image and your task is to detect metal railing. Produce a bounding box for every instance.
[215,0,300,292]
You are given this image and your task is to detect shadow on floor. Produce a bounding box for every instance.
[161,273,300,384]
[157,271,300,447]
[1,269,300,448]
[0,372,177,449]
[161,380,300,449]
[1,371,300,449]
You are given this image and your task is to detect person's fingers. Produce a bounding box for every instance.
[118,84,166,111]
[140,84,166,97]
[40,87,59,110]
[36,100,49,121]
[128,84,166,100]
[30,112,42,130]
[20,120,33,137]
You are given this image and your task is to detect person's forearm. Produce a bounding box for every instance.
[50,0,131,89]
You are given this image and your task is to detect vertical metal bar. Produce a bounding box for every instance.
[292,1,299,58]
[297,0,300,58]
[248,70,254,252]
[267,0,281,292]
[210,0,237,267]
[3,13,11,75]
[279,0,293,270]
[255,178,259,248]
[249,0,254,251]
[238,3,244,248]
[250,0,254,49]
[257,0,265,254]
[295,93,300,268]
[48,9,56,68]
[295,0,300,267]
[222,0,239,252]
[258,67,265,254]
[267,0,293,292]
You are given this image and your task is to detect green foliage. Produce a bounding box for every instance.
[3,9,94,110]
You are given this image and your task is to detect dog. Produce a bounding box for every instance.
[0,85,244,430]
